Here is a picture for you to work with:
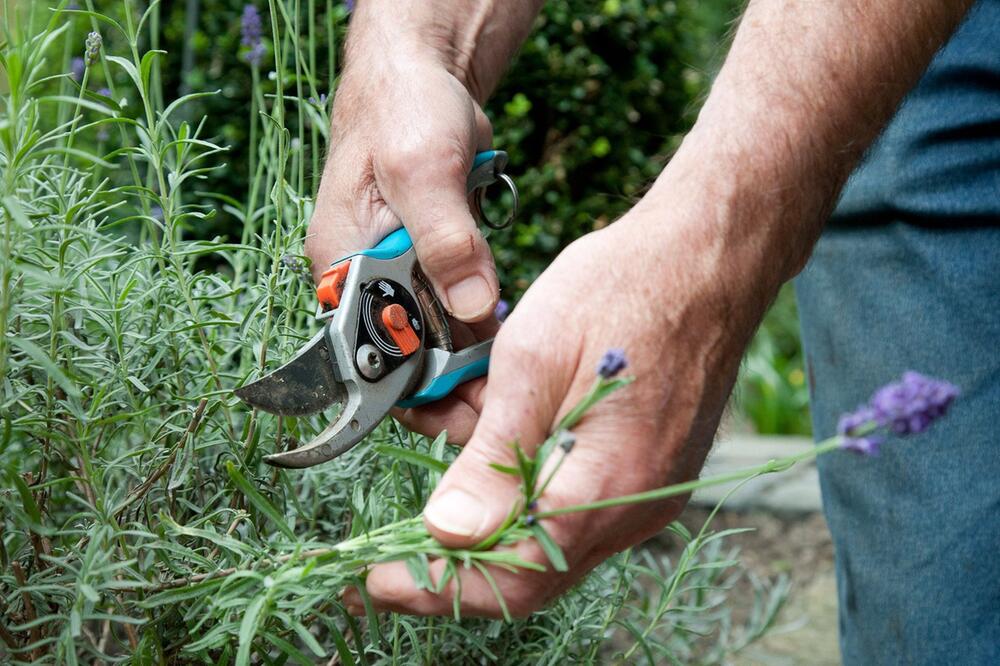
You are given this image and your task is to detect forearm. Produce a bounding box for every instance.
[344,0,543,102]
[639,0,973,315]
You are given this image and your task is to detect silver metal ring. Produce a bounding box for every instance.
[473,172,520,230]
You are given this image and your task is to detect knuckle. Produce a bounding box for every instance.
[419,225,483,272]
[378,139,467,187]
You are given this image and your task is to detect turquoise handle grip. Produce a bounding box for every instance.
[396,355,490,409]
[356,227,414,261]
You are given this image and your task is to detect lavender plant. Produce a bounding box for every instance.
[0,1,958,664]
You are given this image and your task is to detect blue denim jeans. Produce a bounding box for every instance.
[795,223,1000,664]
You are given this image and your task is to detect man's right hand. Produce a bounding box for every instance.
[305,54,498,322]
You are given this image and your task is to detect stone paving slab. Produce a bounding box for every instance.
[692,435,823,513]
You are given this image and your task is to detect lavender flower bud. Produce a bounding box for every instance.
[837,405,877,437]
[494,299,510,322]
[597,348,627,379]
[527,500,538,511]
[84,31,102,67]
[840,436,884,457]
[524,515,536,526]
[281,254,312,284]
[556,430,576,453]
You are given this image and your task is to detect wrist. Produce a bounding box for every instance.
[618,132,810,339]
[344,0,541,103]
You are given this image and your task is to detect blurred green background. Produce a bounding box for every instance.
[45,0,811,435]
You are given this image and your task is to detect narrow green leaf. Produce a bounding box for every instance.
[225,462,295,540]
[126,376,150,393]
[9,336,81,397]
[39,95,116,116]
[290,621,326,658]
[471,561,511,623]
[237,596,267,666]
[374,444,447,474]
[405,553,433,591]
[10,472,42,524]
[139,577,226,608]
[264,632,314,666]
[530,524,568,572]
[2,195,33,229]
[79,583,100,603]
[105,55,141,92]
[139,50,166,91]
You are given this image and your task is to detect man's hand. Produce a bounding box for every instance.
[342,163,768,616]
[305,0,542,322]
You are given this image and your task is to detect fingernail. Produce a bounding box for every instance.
[424,488,488,537]
[445,275,493,320]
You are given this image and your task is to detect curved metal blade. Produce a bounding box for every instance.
[234,331,345,416]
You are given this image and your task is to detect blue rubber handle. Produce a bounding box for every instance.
[356,227,414,261]
[395,355,490,409]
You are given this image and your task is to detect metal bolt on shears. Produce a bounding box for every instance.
[235,151,518,468]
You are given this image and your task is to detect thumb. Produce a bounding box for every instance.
[423,344,560,547]
[374,143,499,323]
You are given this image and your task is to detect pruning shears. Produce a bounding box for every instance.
[235,151,518,468]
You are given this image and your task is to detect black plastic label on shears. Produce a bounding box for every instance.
[354,278,423,382]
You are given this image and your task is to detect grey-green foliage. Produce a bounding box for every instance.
[1,1,785,663]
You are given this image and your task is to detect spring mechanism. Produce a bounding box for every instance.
[413,270,453,351]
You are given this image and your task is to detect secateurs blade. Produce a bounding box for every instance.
[235,150,518,468]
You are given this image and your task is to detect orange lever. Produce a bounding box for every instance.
[381,304,420,356]
[316,260,351,310]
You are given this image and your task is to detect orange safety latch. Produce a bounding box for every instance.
[381,304,420,356]
[316,260,351,310]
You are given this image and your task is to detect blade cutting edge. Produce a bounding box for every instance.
[234,330,345,416]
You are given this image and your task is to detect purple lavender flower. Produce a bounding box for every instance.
[494,299,510,322]
[345,0,356,13]
[240,5,266,67]
[97,87,112,98]
[597,348,627,379]
[870,371,959,435]
[71,57,85,82]
[836,371,958,455]
[527,500,538,511]
[524,514,536,526]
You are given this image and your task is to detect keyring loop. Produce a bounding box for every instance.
[473,172,520,230]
